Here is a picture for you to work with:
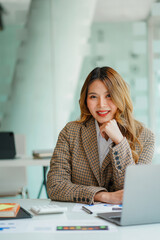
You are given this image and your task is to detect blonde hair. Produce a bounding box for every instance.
[78,66,143,163]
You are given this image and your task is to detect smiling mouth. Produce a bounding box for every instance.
[96,110,110,116]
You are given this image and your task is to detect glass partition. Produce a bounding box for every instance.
[69,2,160,163]
[71,21,149,125]
[150,3,160,163]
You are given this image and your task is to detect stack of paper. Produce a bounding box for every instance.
[32,149,53,159]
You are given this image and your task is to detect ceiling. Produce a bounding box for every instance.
[0,0,157,26]
[93,0,156,22]
[0,0,31,26]
[0,0,156,64]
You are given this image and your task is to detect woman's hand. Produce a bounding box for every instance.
[94,190,124,204]
[100,119,123,145]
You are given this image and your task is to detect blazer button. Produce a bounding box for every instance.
[110,180,113,186]
[82,197,85,202]
[115,156,119,160]
[73,197,76,202]
[78,197,81,202]
[116,161,120,165]
[117,166,122,170]
[87,198,90,203]
[114,151,118,155]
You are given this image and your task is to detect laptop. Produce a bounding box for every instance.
[97,164,160,226]
[0,132,16,159]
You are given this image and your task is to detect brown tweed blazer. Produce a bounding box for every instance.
[47,117,155,204]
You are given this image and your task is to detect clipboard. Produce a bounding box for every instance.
[0,207,32,220]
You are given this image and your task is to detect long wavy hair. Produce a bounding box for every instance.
[78,66,143,163]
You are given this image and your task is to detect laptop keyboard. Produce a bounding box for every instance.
[110,217,121,221]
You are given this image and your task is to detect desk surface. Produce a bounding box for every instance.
[0,157,50,167]
[0,199,160,240]
[0,158,50,198]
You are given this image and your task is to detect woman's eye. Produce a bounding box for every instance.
[90,95,96,99]
[106,94,111,98]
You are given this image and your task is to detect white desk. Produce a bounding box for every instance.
[0,157,50,167]
[0,199,160,240]
[0,157,50,198]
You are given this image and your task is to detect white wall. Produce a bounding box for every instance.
[51,0,97,135]
[1,0,97,198]
[2,0,54,153]
[1,0,54,198]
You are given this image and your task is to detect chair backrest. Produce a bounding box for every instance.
[14,134,26,158]
[0,134,27,196]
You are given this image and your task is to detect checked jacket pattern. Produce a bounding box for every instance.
[47,117,155,204]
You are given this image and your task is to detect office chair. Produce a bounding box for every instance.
[0,134,29,198]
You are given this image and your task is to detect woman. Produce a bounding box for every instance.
[47,67,155,205]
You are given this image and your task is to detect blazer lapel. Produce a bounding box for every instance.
[81,118,101,185]
[101,148,112,171]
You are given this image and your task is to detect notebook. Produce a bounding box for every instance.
[0,132,16,159]
[0,207,32,220]
[0,203,20,217]
[97,164,160,226]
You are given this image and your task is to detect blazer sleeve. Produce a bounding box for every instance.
[109,128,155,190]
[47,124,107,204]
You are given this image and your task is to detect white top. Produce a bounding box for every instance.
[95,120,113,167]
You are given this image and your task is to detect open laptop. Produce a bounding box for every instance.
[97,164,160,226]
[0,132,16,159]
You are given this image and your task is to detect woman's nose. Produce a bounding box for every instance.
[98,97,107,107]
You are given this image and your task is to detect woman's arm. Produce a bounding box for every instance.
[109,127,155,194]
[94,129,155,204]
[94,189,123,204]
[47,123,107,205]
[137,128,155,165]
[111,128,154,190]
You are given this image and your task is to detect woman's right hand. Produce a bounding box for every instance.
[94,189,124,204]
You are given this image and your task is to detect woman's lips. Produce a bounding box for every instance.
[96,110,110,117]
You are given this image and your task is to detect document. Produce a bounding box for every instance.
[0,219,30,233]
[0,219,117,233]
[72,203,122,213]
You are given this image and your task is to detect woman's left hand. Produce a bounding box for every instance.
[100,119,123,145]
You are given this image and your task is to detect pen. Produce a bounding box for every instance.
[112,207,122,211]
[82,206,93,214]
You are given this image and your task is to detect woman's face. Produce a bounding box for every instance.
[87,79,117,125]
